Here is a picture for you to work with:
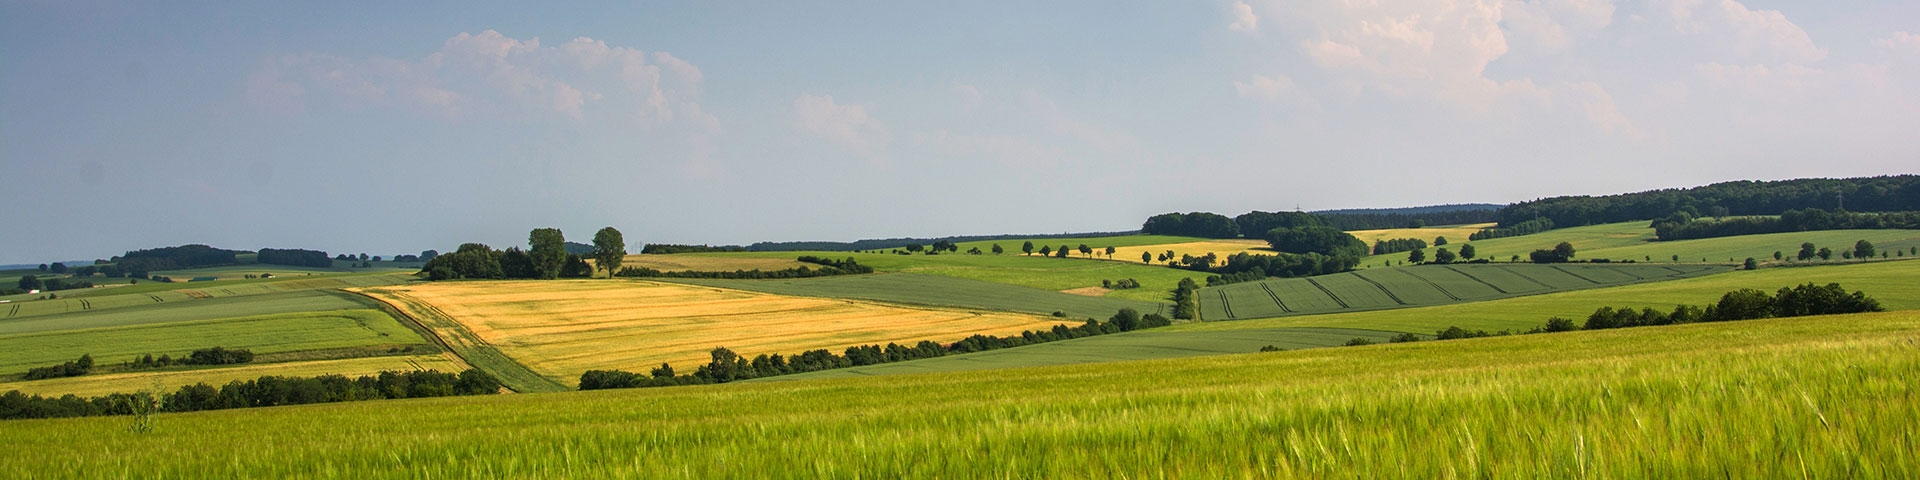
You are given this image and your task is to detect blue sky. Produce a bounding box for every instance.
[3,0,1917,263]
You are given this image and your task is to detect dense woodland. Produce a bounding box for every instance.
[616,256,874,279]
[421,227,626,281]
[112,245,241,277]
[747,231,1137,252]
[1497,175,1920,228]
[1313,205,1500,230]
[256,248,332,268]
[640,244,748,254]
[1651,208,1920,241]
[580,308,1174,390]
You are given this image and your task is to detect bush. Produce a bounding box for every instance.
[1344,337,1376,346]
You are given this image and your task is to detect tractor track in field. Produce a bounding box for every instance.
[347,288,567,393]
[1304,278,1351,309]
[1506,269,1557,290]
[148,295,164,303]
[1442,266,1510,294]
[1349,272,1409,306]
[1398,269,1462,302]
[5,304,17,318]
[1217,290,1235,319]
[1259,283,1292,313]
[1549,266,1604,285]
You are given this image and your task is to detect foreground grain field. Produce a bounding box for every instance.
[4,310,1912,478]
[360,280,1070,386]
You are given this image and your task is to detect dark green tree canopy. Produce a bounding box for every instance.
[591,227,626,277]
[1142,212,1241,239]
[1265,226,1368,258]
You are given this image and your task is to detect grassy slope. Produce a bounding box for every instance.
[1201,264,1728,320]
[663,273,1164,320]
[671,250,1207,302]
[3,311,1913,478]
[1356,221,1920,266]
[786,259,1918,379]
[0,309,429,376]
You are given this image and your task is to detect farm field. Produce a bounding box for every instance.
[4,310,1913,477]
[663,273,1164,320]
[357,280,1075,387]
[1097,239,1274,265]
[1201,263,1728,320]
[659,250,1208,302]
[948,234,1206,253]
[1,272,413,322]
[0,308,429,377]
[0,353,462,397]
[780,259,1919,379]
[1343,222,1495,246]
[1354,221,1920,267]
[611,254,812,272]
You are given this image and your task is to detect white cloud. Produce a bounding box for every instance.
[247,30,712,132]
[1660,0,1825,62]
[794,93,887,157]
[1877,31,1920,54]
[1232,74,1296,101]
[1228,1,1259,32]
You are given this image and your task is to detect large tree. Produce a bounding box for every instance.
[591,227,626,278]
[1459,244,1476,260]
[1265,226,1368,257]
[1022,241,1035,256]
[529,228,567,279]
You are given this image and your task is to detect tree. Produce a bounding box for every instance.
[1744,257,1758,270]
[1406,220,1426,228]
[1773,251,1783,261]
[1022,241,1035,256]
[1552,242,1576,261]
[1854,239,1876,259]
[1817,247,1833,260]
[1433,237,1448,246]
[1433,248,1457,264]
[1078,244,1092,257]
[1266,226,1368,257]
[17,275,42,291]
[1407,248,1427,264]
[991,244,1004,255]
[48,262,67,274]
[591,227,626,278]
[1142,251,1153,263]
[904,244,924,253]
[1105,246,1116,258]
[1055,245,1071,258]
[703,347,741,383]
[1798,243,1817,261]
[1038,245,1051,257]
[37,264,47,272]
[421,250,440,262]
[1459,244,1476,260]
[1673,254,1681,263]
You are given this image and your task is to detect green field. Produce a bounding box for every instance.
[663,273,1166,319]
[1357,221,1920,266]
[0,309,431,377]
[1201,264,1728,320]
[3,310,1913,477]
[667,250,1211,302]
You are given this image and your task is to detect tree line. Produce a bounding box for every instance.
[581,308,1175,390]
[640,244,749,254]
[1468,217,1554,241]
[616,256,873,279]
[745,231,1138,252]
[1497,175,1920,229]
[1314,206,1500,231]
[1348,283,1883,348]
[0,369,502,420]
[112,244,242,277]
[256,248,333,268]
[126,347,255,370]
[422,227,627,281]
[1651,208,1920,241]
[1372,238,1429,255]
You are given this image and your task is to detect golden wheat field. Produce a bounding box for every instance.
[0,354,464,397]
[1101,240,1275,264]
[377,280,1068,384]
[1343,222,1495,246]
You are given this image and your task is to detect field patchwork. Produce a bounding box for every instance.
[1201,263,1728,320]
[0,353,463,397]
[662,273,1164,320]
[360,280,1074,386]
[0,309,431,376]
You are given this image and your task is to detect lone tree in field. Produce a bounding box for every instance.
[591,227,626,278]
[1078,244,1092,258]
[1773,251,1783,261]
[529,228,568,279]
[1434,237,1448,246]
[1817,247,1833,260]
[1142,251,1152,263]
[1553,242,1576,261]
[1459,244,1476,260]
[1854,240,1876,259]
[1798,243,1817,261]
[1407,248,1426,264]
[1105,246,1116,258]
[991,244,1004,255]
[1433,248,1456,264]
[1022,241,1035,256]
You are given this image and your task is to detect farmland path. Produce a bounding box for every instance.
[348,289,569,393]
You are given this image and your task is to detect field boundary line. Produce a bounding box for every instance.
[1397,269,1462,302]
[1349,272,1409,306]
[1304,278,1351,309]
[1441,266,1510,294]
[1606,266,1646,281]
[5,304,16,318]
[1549,266,1604,285]
[148,294,163,303]
[345,288,568,393]
[1506,269,1557,290]
[1259,283,1292,313]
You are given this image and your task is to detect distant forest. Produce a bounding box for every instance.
[1497,175,1920,228]
[112,245,242,277]
[747,231,1138,252]
[1313,204,1501,230]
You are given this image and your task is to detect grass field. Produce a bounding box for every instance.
[0,309,431,376]
[612,254,812,272]
[2,310,1912,477]
[660,250,1209,302]
[662,273,1164,320]
[0,353,463,397]
[1355,221,1920,267]
[1200,263,1729,320]
[359,280,1073,387]
[1099,239,1274,265]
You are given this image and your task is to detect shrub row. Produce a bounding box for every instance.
[0,369,501,421]
[615,257,873,280]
